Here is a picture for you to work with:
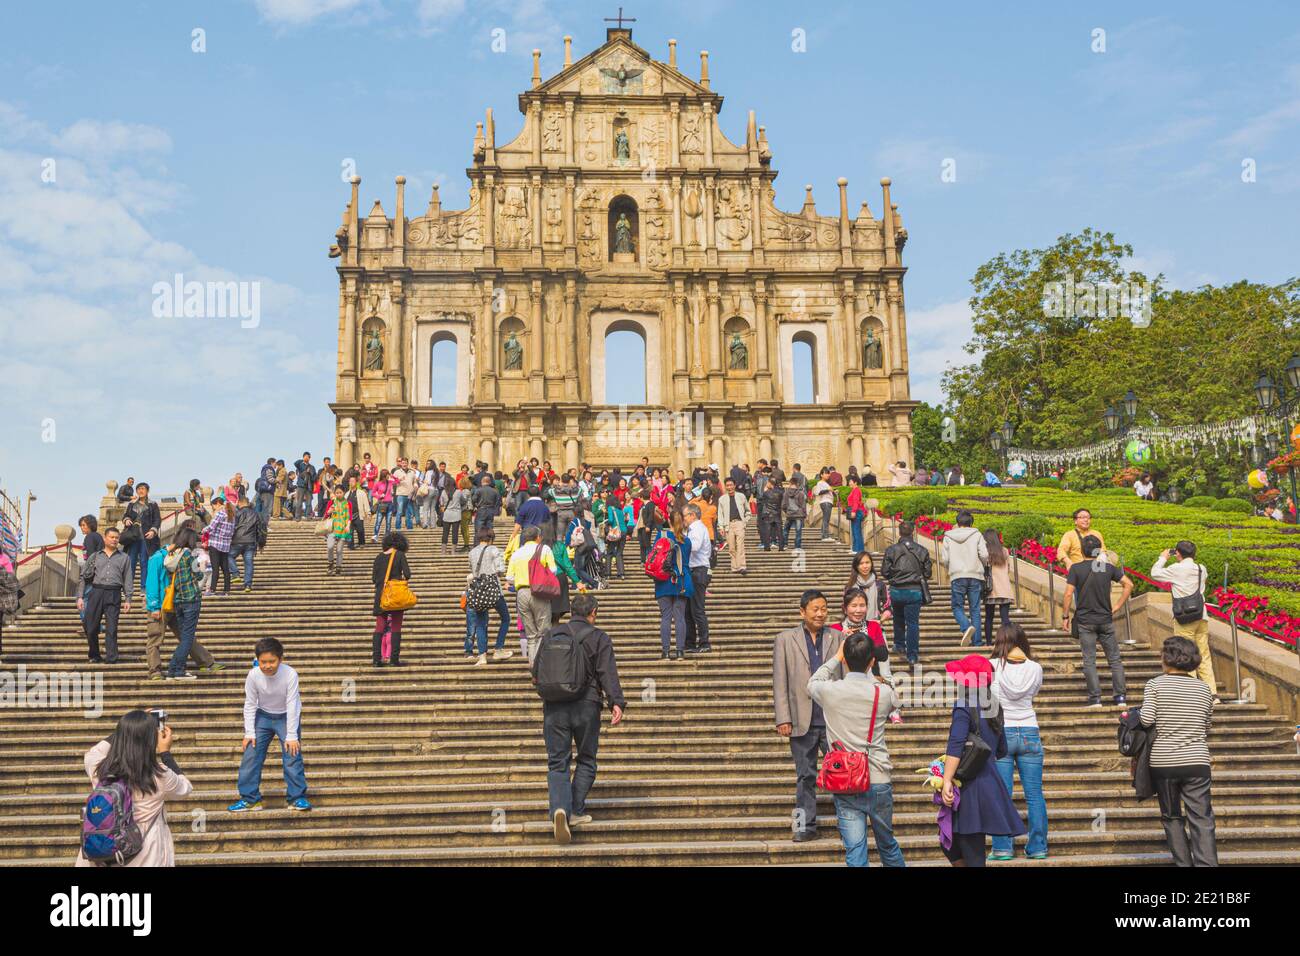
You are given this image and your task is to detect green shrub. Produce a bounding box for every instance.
[999,514,1056,550]
[895,491,950,521]
[1031,476,1061,489]
[1210,498,1251,515]
[1093,487,1134,497]
[1183,495,1218,509]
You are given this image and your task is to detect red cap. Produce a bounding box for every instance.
[946,654,993,687]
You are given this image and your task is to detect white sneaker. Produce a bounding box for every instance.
[1086,702,1103,709]
[960,626,974,646]
[492,649,514,661]
[553,809,571,844]
[472,654,488,666]
[569,813,593,827]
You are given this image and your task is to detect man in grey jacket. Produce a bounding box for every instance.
[78,527,133,663]
[941,510,989,647]
[808,633,904,866]
[773,590,844,842]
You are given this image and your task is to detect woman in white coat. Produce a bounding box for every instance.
[76,709,192,867]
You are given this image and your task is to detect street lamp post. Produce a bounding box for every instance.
[1255,354,1300,523]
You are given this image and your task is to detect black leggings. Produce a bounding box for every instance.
[984,602,1012,641]
[209,547,231,593]
[942,831,987,867]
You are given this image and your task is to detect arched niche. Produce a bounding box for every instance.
[607,195,639,261]
[361,316,386,376]
[413,315,471,406]
[429,332,458,406]
[498,316,527,375]
[860,315,887,373]
[723,315,753,374]
[778,320,829,405]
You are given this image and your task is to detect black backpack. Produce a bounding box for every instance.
[534,623,594,703]
[1117,708,1149,757]
[954,698,1002,784]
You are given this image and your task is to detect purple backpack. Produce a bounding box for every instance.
[81,778,144,865]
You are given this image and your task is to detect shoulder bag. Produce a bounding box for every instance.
[954,698,1002,784]
[816,686,880,794]
[379,550,418,612]
[1171,565,1206,625]
[466,549,504,612]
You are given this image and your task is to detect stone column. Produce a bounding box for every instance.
[669,100,681,167]
[753,283,771,399]
[482,172,496,267]
[564,100,575,165]
[703,174,717,252]
[480,437,495,467]
[530,173,543,261]
[759,436,773,461]
[340,277,358,402]
[842,282,862,400]
[529,279,544,400]
[670,174,684,267]
[530,436,544,462]
[531,101,542,166]
[706,285,722,399]
[850,434,864,469]
[749,173,764,265]
[386,282,405,404]
[387,436,401,463]
[479,277,497,402]
[576,301,591,404]
[711,436,725,467]
[702,100,715,166]
[887,282,903,375]
[565,436,580,472]
[564,279,578,400]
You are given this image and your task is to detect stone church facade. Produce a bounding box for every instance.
[329,27,916,473]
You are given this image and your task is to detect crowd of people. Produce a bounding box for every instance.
[71,454,1226,868]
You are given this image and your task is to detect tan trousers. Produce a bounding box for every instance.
[1174,617,1217,695]
[725,520,747,571]
[145,610,215,675]
[517,587,552,662]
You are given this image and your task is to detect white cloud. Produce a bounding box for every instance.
[51,119,172,158]
[252,0,368,25]
[873,136,987,191]
[416,0,466,26]
[903,299,975,405]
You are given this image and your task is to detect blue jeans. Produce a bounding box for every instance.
[234,546,255,588]
[127,540,148,592]
[783,517,804,549]
[373,507,393,540]
[237,708,307,802]
[395,495,413,529]
[951,577,983,645]
[992,726,1048,856]
[166,600,201,676]
[468,596,512,654]
[890,589,923,662]
[850,513,865,553]
[833,785,906,867]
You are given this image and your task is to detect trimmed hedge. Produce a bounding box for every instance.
[892,491,949,521]
[998,514,1056,550]
[1210,498,1252,514]
[1031,476,1062,489]
[1183,495,1218,509]
[1093,487,1134,497]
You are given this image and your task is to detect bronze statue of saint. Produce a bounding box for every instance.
[364,328,384,371]
[503,331,524,370]
[863,328,883,370]
[614,129,630,161]
[614,213,634,254]
[729,332,748,370]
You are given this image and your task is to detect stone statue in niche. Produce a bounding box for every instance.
[863,328,883,370]
[614,128,630,163]
[542,112,563,151]
[729,332,748,370]
[364,329,384,371]
[614,213,634,254]
[503,331,524,371]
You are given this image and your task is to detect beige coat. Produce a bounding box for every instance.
[74,740,192,868]
[773,624,844,738]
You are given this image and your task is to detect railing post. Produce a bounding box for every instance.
[1123,598,1135,645]
[62,542,71,597]
[1228,611,1245,705]
[1012,548,1021,608]
[36,551,46,607]
[1045,539,1056,630]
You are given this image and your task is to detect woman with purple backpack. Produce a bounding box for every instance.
[76,709,192,867]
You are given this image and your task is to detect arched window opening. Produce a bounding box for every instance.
[792,333,817,404]
[430,334,457,405]
[604,326,646,405]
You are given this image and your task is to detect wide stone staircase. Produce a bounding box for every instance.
[1,517,1298,865]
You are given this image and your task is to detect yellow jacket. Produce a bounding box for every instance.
[506,539,557,589]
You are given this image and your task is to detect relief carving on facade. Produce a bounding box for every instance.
[582,112,604,164]
[495,184,530,249]
[542,111,563,152]
[543,188,563,243]
[715,183,751,249]
[644,188,670,271]
[577,188,604,269]
[680,111,703,153]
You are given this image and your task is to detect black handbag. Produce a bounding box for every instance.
[1171,565,1205,625]
[466,549,503,612]
[955,700,1002,784]
[118,506,143,546]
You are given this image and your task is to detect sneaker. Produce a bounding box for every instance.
[243,586,252,593]
[553,808,571,844]
[1113,696,1127,707]
[472,654,488,666]
[166,672,197,680]
[228,798,263,812]
[199,663,228,673]
[146,671,164,681]
[464,651,476,659]
[698,645,713,653]
[960,626,975,646]
[491,649,514,661]
[987,851,1014,862]
[888,712,903,724]
[287,798,313,812]
[1086,702,1103,709]
[1026,851,1049,860]
[569,813,593,827]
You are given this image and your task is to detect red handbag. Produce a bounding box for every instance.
[816,686,880,794]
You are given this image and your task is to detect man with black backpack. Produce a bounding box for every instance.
[881,520,932,666]
[530,592,625,844]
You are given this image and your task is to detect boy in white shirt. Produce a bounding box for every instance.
[228,637,311,811]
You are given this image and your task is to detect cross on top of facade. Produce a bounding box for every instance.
[604,7,636,30]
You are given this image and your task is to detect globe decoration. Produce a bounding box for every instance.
[1007,459,1028,479]
[1247,469,1270,490]
[1124,439,1152,465]
[1291,422,1300,451]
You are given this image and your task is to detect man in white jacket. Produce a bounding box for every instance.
[941,511,989,646]
[1151,541,1217,699]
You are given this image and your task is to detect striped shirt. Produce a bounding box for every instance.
[1140,673,1213,769]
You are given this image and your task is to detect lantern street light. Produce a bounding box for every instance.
[1254,354,1300,523]
[1001,420,1015,445]
[1103,405,1121,436]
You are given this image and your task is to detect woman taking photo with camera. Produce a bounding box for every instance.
[76,709,192,867]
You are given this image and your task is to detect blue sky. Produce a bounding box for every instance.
[2,0,1298,544]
